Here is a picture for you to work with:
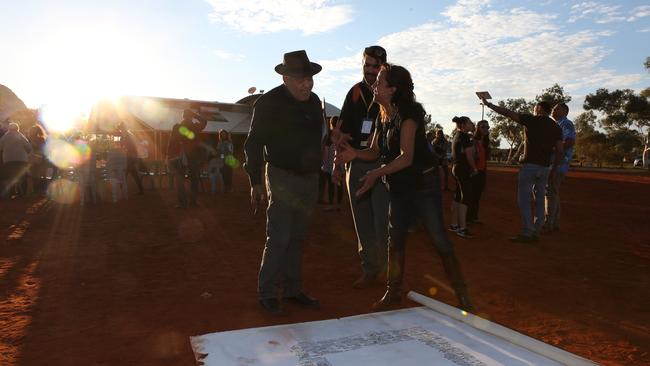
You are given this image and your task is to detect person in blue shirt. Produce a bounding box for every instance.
[544,102,575,233]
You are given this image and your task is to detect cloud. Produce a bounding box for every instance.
[628,5,650,22]
[213,49,245,61]
[569,2,626,24]
[317,0,644,128]
[442,0,492,23]
[205,0,353,35]
[638,27,650,33]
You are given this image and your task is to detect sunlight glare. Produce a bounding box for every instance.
[36,25,154,133]
[47,179,79,205]
[44,138,91,169]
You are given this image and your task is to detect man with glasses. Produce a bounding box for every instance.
[334,46,390,288]
[244,50,323,314]
[543,103,575,233]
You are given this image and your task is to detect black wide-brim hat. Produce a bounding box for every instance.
[275,50,322,77]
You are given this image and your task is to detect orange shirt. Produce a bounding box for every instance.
[476,140,487,171]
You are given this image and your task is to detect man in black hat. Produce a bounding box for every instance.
[244,50,324,314]
[334,45,389,289]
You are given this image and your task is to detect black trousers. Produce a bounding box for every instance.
[467,170,486,221]
[126,157,144,194]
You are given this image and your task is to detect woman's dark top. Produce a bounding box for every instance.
[378,105,437,194]
[452,131,473,177]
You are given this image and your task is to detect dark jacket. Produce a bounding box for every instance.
[244,84,323,186]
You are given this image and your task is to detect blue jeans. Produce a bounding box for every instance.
[517,164,551,236]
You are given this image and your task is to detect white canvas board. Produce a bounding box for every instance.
[191,306,579,366]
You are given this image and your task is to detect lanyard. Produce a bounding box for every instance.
[358,83,375,116]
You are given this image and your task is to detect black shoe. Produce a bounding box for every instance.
[509,234,538,243]
[259,298,283,315]
[284,292,320,308]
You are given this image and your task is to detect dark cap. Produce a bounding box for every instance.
[364,45,387,64]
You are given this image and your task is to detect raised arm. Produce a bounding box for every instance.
[482,98,521,123]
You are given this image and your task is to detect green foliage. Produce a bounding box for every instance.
[489,97,533,161]
[583,88,650,137]
[535,84,572,106]
[574,111,597,135]
[574,111,644,164]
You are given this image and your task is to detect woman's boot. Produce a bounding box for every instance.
[441,252,475,312]
[373,243,405,311]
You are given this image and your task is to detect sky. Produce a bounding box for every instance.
[1,0,649,133]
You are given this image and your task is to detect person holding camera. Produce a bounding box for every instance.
[244,50,324,315]
[336,64,474,313]
[448,116,477,238]
[482,98,563,243]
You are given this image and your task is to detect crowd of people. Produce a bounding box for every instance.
[243,47,575,315]
[1,46,576,317]
[0,116,237,206]
[0,122,51,199]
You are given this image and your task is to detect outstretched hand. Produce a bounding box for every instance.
[334,141,356,165]
[355,169,380,197]
[331,119,352,147]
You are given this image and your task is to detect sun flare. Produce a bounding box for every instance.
[37,26,152,133]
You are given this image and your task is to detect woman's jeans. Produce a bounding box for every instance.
[387,172,454,291]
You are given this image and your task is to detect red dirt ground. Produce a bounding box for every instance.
[1,167,649,365]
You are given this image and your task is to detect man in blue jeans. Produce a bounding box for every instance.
[482,98,563,243]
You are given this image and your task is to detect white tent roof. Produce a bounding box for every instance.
[89,96,252,134]
[89,95,341,135]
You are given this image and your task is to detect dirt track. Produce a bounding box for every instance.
[1,167,649,365]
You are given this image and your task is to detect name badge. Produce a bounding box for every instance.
[360,141,368,147]
[361,119,373,134]
[220,154,225,159]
